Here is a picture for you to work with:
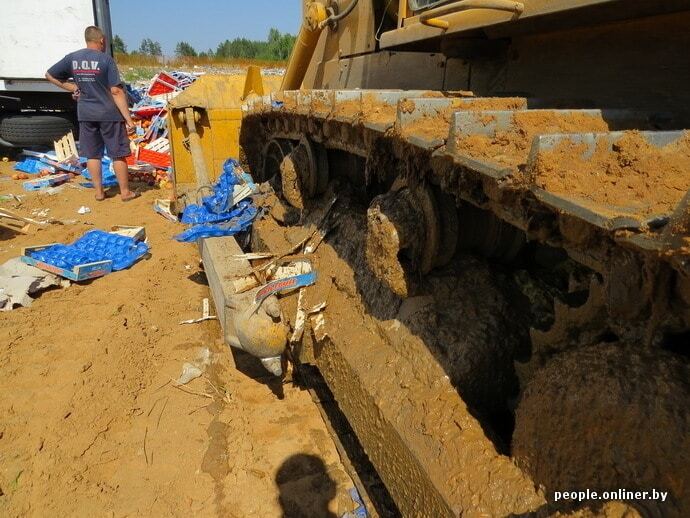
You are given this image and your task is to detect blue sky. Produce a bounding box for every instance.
[110,0,302,56]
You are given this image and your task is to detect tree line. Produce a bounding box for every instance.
[112,28,296,61]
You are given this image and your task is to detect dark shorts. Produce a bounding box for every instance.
[79,121,131,159]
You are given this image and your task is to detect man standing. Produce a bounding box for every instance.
[46,26,138,202]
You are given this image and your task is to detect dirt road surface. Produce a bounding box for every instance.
[0,160,358,517]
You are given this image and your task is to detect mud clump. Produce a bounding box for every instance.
[361,96,397,126]
[399,97,527,143]
[331,100,363,120]
[400,256,526,426]
[513,343,690,517]
[365,209,411,299]
[365,189,426,298]
[399,99,416,114]
[280,154,305,209]
[534,131,690,217]
[455,111,609,168]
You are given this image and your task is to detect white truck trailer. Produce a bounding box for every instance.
[0,0,113,147]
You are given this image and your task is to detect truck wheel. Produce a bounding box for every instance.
[513,344,690,516]
[0,114,75,147]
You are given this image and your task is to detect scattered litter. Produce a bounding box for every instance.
[232,252,275,261]
[179,298,218,325]
[1,207,49,227]
[0,258,68,311]
[19,149,83,174]
[0,194,23,208]
[146,137,170,153]
[341,487,369,518]
[240,258,314,297]
[136,147,171,169]
[14,158,55,175]
[77,206,91,215]
[22,229,149,281]
[53,131,78,162]
[153,199,178,222]
[174,159,259,242]
[123,70,199,183]
[233,273,261,294]
[270,259,312,281]
[111,225,146,241]
[304,224,332,254]
[40,185,66,196]
[177,363,203,385]
[175,347,212,385]
[254,196,338,276]
[311,312,329,342]
[148,71,183,96]
[174,203,257,242]
[23,173,71,191]
[232,182,255,206]
[255,270,318,305]
[290,288,327,345]
[80,157,119,188]
[181,160,256,225]
[31,208,49,217]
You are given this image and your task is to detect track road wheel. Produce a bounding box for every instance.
[280,137,319,209]
[513,344,690,516]
[261,138,293,187]
[365,180,458,298]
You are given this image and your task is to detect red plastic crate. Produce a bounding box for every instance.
[147,72,179,96]
[137,147,171,169]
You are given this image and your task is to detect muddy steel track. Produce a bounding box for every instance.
[240,90,690,517]
[242,90,690,516]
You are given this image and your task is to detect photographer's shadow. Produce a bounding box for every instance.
[275,453,337,518]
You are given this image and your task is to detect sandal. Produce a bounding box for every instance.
[121,191,141,202]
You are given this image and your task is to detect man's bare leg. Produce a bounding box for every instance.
[87,158,106,201]
[113,158,136,201]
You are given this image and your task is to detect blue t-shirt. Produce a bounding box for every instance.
[48,48,123,122]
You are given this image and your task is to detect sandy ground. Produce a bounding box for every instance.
[0,159,358,517]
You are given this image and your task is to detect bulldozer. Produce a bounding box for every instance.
[173,1,690,516]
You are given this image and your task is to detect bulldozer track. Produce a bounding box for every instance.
[240,89,690,516]
[242,90,690,333]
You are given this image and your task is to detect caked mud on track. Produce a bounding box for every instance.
[239,90,690,516]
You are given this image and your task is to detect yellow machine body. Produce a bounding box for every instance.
[168,72,281,185]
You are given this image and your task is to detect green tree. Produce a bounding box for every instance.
[112,34,127,54]
[215,29,296,61]
[138,38,163,57]
[175,41,198,58]
[264,28,296,60]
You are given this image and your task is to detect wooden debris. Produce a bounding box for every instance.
[310,312,329,342]
[0,208,48,226]
[232,252,275,261]
[232,273,261,294]
[179,298,218,325]
[53,131,78,162]
[291,292,327,345]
